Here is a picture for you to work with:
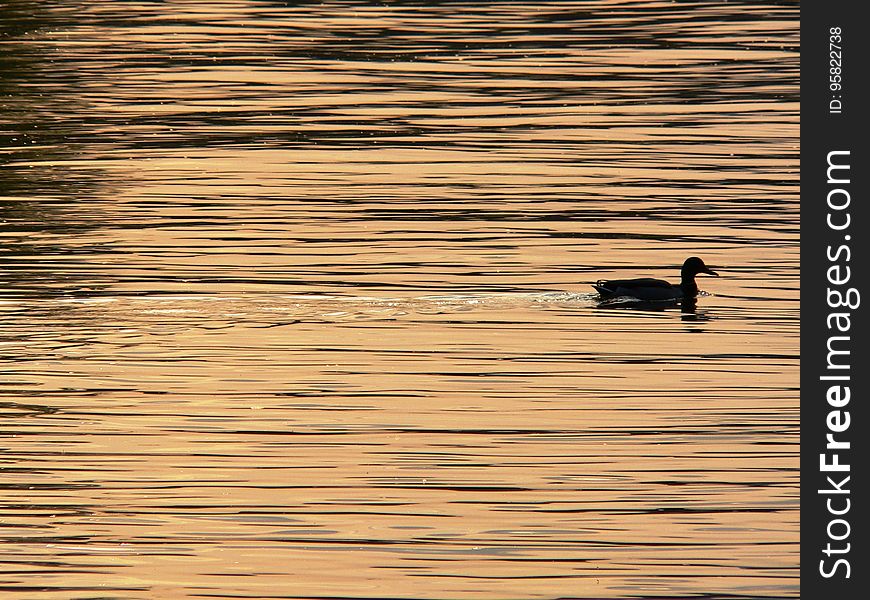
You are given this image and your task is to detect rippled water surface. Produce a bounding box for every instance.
[2,1,798,598]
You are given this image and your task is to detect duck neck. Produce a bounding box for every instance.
[680,273,698,296]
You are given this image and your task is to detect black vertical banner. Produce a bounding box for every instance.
[802,2,869,598]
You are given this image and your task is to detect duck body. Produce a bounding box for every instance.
[593,277,689,301]
[593,257,717,302]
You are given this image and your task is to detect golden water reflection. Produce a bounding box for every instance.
[2,1,797,598]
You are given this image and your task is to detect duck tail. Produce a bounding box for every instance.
[593,281,612,296]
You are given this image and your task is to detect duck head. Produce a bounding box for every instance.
[681,256,718,279]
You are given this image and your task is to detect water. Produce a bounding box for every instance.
[2,1,798,598]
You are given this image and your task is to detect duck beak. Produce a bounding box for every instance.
[704,267,719,277]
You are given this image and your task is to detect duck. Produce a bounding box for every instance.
[593,256,718,301]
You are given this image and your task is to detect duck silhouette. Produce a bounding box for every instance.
[593,257,718,301]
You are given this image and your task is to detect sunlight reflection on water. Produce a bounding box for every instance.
[1,0,798,598]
